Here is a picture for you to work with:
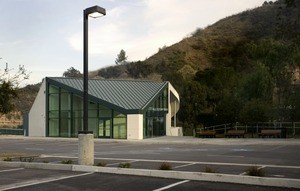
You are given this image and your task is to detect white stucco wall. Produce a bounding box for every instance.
[166,82,182,136]
[29,79,46,137]
[127,114,143,140]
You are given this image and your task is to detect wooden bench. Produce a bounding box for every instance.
[258,129,281,138]
[19,155,38,162]
[225,130,245,138]
[2,155,38,162]
[196,130,216,138]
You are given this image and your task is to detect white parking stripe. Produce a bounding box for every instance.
[208,155,244,158]
[266,145,286,152]
[173,163,196,169]
[1,172,93,191]
[153,180,190,191]
[258,165,266,170]
[112,144,143,148]
[0,168,24,173]
[25,148,44,151]
[106,160,138,166]
[239,165,266,175]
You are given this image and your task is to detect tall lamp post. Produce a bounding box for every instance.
[78,5,106,166]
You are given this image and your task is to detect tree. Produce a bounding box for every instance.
[63,67,82,78]
[115,49,128,65]
[178,81,208,126]
[238,63,274,102]
[98,66,122,79]
[0,81,17,114]
[239,99,273,123]
[215,95,243,124]
[0,63,30,115]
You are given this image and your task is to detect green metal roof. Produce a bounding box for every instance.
[46,77,168,114]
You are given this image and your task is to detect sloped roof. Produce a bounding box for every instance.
[46,77,168,114]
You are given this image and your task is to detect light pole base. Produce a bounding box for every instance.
[78,133,94,166]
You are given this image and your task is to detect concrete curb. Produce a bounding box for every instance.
[1,161,299,189]
[0,161,72,171]
[72,165,300,189]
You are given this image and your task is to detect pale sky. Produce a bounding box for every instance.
[0,0,268,85]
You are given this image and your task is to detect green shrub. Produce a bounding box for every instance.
[61,160,73,164]
[158,162,172,170]
[42,160,49,163]
[204,166,217,173]
[118,163,131,168]
[96,162,107,167]
[245,166,265,177]
[3,157,12,162]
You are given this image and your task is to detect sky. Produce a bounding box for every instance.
[0,0,269,85]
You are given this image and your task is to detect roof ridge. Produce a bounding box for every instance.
[48,77,165,83]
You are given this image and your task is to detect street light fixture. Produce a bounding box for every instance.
[82,5,106,134]
[78,5,106,166]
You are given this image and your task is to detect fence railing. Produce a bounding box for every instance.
[0,128,24,135]
[204,122,300,138]
[204,123,231,131]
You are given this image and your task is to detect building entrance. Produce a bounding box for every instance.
[98,118,111,138]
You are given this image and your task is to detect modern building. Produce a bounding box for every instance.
[29,77,181,140]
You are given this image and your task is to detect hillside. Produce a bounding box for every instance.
[95,0,300,132]
[95,1,299,82]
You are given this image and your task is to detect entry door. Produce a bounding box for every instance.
[98,118,111,138]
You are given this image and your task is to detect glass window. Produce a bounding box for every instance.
[163,89,168,110]
[99,105,112,118]
[114,111,125,118]
[61,93,71,110]
[89,101,97,109]
[61,88,69,93]
[88,118,98,138]
[88,102,98,117]
[49,119,59,136]
[61,111,71,118]
[73,117,82,137]
[144,88,168,138]
[73,110,83,118]
[73,95,83,110]
[113,111,126,139]
[47,83,130,139]
[49,111,59,118]
[60,118,71,137]
[49,94,59,110]
[49,85,59,94]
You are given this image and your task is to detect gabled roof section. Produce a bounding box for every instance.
[46,77,168,114]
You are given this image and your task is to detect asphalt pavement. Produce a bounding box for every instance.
[0,136,299,190]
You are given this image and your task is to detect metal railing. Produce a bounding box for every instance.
[204,122,300,138]
[0,128,24,135]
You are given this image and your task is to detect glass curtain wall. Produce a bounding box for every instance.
[98,105,112,138]
[144,88,168,138]
[47,84,127,139]
[48,85,59,136]
[113,111,127,139]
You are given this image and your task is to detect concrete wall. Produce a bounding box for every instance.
[166,82,182,136]
[127,114,143,140]
[29,80,46,137]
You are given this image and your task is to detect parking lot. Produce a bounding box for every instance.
[0,136,299,190]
